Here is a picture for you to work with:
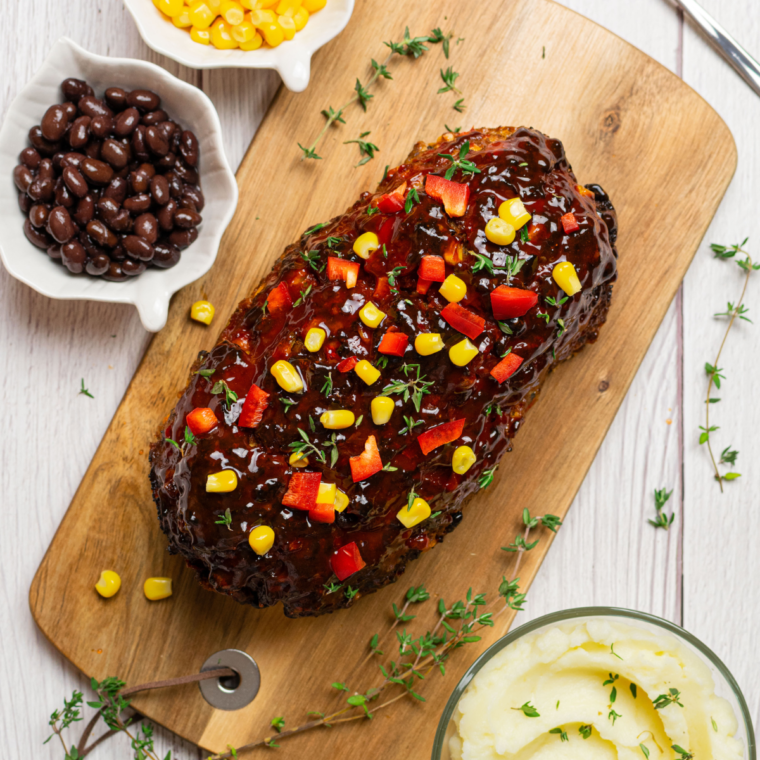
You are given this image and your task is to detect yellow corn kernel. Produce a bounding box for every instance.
[452,445,476,475]
[276,0,300,12]
[255,0,279,7]
[397,497,431,528]
[231,21,256,42]
[271,360,304,392]
[190,299,214,324]
[188,1,216,28]
[353,231,380,260]
[355,360,381,385]
[239,31,263,48]
[260,20,284,46]
[289,451,309,468]
[154,0,185,16]
[208,0,222,10]
[320,410,355,429]
[95,570,121,599]
[220,0,245,23]
[439,274,467,303]
[359,302,386,328]
[249,525,275,555]
[449,338,479,367]
[498,197,531,230]
[278,14,296,39]
[334,489,349,512]
[143,577,173,601]
[248,8,276,23]
[485,217,516,246]
[206,470,238,492]
[371,396,395,425]
[552,261,582,296]
[210,18,239,48]
[304,327,326,352]
[317,481,337,504]
[292,6,308,28]
[414,333,444,356]
[302,0,325,10]
[172,9,193,26]
[190,26,212,43]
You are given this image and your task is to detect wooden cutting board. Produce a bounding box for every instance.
[30,0,735,755]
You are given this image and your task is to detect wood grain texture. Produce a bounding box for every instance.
[24,0,736,756]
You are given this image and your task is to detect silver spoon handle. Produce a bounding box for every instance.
[674,0,760,98]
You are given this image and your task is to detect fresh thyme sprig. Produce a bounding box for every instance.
[381,363,434,412]
[215,508,233,531]
[211,380,238,408]
[653,688,683,710]
[648,487,674,530]
[701,239,757,490]
[298,29,447,160]
[79,378,94,398]
[437,139,481,181]
[344,131,380,167]
[165,425,198,457]
[437,66,461,94]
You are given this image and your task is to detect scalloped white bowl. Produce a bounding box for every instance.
[123,0,354,92]
[0,37,238,332]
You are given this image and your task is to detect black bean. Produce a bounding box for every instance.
[38,159,54,180]
[174,208,201,229]
[165,171,184,198]
[101,138,129,169]
[87,219,118,247]
[73,194,96,226]
[13,164,33,192]
[127,89,160,112]
[62,166,89,198]
[83,140,101,159]
[103,261,128,281]
[97,196,121,222]
[41,104,70,141]
[123,193,152,214]
[145,125,169,156]
[90,115,114,139]
[18,192,32,214]
[78,96,113,120]
[114,107,140,137]
[103,176,128,204]
[61,102,78,120]
[158,120,178,140]
[138,162,156,178]
[48,244,63,260]
[179,130,199,166]
[150,174,170,205]
[28,177,55,202]
[123,234,154,261]
[20,147,41,169]
[81,158,114,185]
[61,78,92,102]
[142,109,168,126]
[130,168,150,193]
[47,206,76,243]
[68,115,91,149]
[86,253,111,276]
[110,243,126,261]
[157,199,176,231]
[24,218,52,248]
[109,209,133,233]
[29,125,60,156]
[132,124,149,160]
[156,152,176,170]
[169,227,198,249]
[62,152,87,169]
[61,239,87,273]
[54,178,75,209]
[29,204,50,228]
[79,231,106,258]
[134,213,159,243]
[122,258,147,276]
[173,160,198,184]
[104,87,128,110]
[152,243,180,269]
[52,152,66,171]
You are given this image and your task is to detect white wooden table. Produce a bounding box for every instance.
[2,1,757,756]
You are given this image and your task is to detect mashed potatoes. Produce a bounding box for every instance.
[449,618,744,760]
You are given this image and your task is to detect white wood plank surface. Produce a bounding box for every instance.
[1,1,757,756]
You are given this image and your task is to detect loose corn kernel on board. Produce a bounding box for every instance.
[30,0,735,755]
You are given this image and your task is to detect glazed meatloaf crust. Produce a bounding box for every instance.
[149,127,618,617]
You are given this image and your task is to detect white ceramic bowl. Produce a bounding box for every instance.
[0,37,238,332]
[123,0,354,92]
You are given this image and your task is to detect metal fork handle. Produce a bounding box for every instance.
[674,0,760,98]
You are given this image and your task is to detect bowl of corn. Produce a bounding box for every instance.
[124,0,354,92]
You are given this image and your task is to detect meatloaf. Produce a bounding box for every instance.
[149,127,618,617]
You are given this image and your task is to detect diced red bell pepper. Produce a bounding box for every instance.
[417,277,433,295]
[425,175,470,217]
[374,276,391,300]
[309,501,336,524]
[350,435,383,482]
[378,328,409,357]
[282,472,321,511]
[377,216,396,246]
[238,384,269,428]
[490,285,539,320]
[372,181,407,213]
[419,255,446,283]
[331,541,366,581]
[441,302,486,340]
[267,281,292,314]
[560,212,580,234]
[417,418,466,456]
[186,407,218,436]
[327,257,360,288]
[337,356,358,373]
[576,184,595,199]
[490,352,524,383]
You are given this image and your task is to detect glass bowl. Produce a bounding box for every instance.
[432,607,755,760]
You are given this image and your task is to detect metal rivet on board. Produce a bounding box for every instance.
[199,649,260,710]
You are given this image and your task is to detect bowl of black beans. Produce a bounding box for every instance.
[0,37,238,331]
